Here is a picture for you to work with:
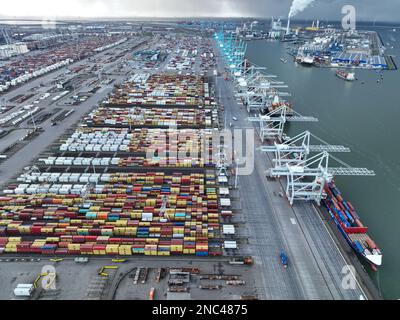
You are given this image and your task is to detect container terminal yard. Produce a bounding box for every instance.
[0,21,383,300]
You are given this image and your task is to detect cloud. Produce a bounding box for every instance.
[0,0,399,22]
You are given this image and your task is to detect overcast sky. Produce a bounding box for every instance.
[1,0,399,22]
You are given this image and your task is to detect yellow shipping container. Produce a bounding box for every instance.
[145,199,156,206]
[157,251,170,256]
[139,222,151,227]
[115,219,128,227]
[145,238,159,244]
[8,237,22,243]
[125,227,137,236]
[114,227,126,235]
[17,226,31,234]
[106,244,119,253]
[119,245,132,256]
[68,244,81,251]
[131,212,142,219]
[93,250,106,255]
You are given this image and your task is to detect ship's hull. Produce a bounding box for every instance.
[336,71,355,81]
[322,182,382,268]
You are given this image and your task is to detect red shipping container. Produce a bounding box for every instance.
[55,249,68,255]
[121,238,134,244]
[41,250,56,255]
[68,250,81,255]
[93,245,106,251]
[84,236,98,242]
[80,245,93,253]
[72,236,85,243]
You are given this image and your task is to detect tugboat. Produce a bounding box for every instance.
[336,70,356,81]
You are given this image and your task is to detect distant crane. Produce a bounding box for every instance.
[215,31,247,76]
[236,66,290,113]
[1,28,12,45]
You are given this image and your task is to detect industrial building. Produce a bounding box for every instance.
[331,52,388,68]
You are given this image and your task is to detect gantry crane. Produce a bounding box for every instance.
[266,151,375,205]
[248,105,318,142]
[258,131,351,168]
[215,31,247,76]
[232,62,290,113]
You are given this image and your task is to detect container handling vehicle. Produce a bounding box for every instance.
[229,256,254,265]
[280,251,288,268]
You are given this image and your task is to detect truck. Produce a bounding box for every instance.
[280,251,288,268]
[14,284,34,297]
[149,287,155,300]
[229,256,254,265]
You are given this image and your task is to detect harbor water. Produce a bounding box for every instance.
[246,27,400,300]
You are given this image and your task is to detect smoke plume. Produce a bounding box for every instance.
[288,0,316,18]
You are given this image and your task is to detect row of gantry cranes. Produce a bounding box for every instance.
[214,30,375,206]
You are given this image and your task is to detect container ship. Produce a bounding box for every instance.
[336,70,356,81]
[262,94,293,115]
[295,55,315,66]
[322,181,382,268]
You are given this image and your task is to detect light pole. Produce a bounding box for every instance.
[29,106,37,130]
[234,159,239,189]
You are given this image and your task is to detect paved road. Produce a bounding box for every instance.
[215,47,366,299]
[0,37,152,186]
[0,81,121,185]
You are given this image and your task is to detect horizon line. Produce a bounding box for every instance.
[0,16,399,24]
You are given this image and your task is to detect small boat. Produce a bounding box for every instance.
[280,58,288,63]
[336,70,355,81]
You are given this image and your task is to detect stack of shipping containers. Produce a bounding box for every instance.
[0,74,225,257]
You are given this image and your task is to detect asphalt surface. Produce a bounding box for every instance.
[215,49,367,299]
[0,38,145,186]
[0,32,372,300]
